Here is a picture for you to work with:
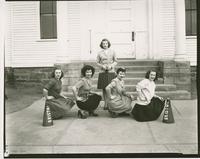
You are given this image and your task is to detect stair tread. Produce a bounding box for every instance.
[63,90,190,94]
[66,84,176,87]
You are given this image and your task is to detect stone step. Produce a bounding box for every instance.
[63,84,177,92]
[64,71,148,78]
[62,90,191,100]
[84,60,159,67]
[62,77,164,86]
[61,65,159,73]
[92,77,164,85]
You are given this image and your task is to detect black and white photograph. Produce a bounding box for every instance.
[2,0,198,157]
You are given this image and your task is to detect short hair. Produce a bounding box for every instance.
[51,67,64,80]
[81,65,95,77]
[116,67,126,74]
[99,38,111,49]
[145,70,158,81]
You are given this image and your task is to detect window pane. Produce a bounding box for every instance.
[40,15,54,39]
[52,15,57,38]
[40,1,53,14]
[191,0,196,9]
[185,0,197,36]
[186,11,191,36]
[191,10,197,35]
[185,0,191,9]
[52,1,56,14]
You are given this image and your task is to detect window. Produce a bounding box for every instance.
[185,0,197,36]
[40,1,57,39]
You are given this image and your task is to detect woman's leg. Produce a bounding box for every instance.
[103,89,108,110]
[87,94,101,116]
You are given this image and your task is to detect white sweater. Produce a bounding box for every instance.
[136,79,156,105]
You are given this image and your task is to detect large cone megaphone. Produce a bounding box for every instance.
[162,98,175,123]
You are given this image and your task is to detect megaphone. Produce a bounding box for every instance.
[42,104,53,126]
[162,98,175,123]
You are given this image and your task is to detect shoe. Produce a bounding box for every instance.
[108,110,118,118]
[89,111,98,117]
[78,110,87,119]
[119,112,130,116]
[103,106,108,110]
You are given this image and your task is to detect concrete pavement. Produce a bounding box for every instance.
[5,98,198,155]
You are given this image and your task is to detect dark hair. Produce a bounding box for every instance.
[81,65,95,77]
[51,67,64,80]
[116,67,126,74]
[145,70,158,81]
[99,38,111,49]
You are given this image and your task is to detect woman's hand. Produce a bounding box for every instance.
[46,96,54,100]
[76,96,86,102]
[110,95,116,100]
[102,65,108,71]
[107,65,112,71]
[154,95,164,101]
[158,96,164,101]
[130,95,136,101]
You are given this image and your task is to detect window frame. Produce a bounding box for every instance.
[185,0,197,36]
[40,1,57,39]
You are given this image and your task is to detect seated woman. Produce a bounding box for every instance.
[106,67,134,118]
[43,67,75,120]
[72,65,102,119]
[131,70,165,122]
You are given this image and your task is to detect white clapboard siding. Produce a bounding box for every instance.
[5,2,12,67]
[67,1,81,60]
[186,37,197,66]
[7,2,57,67]
[160,0,175,58]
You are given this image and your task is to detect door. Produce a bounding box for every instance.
[106,1,135,58]
[80,0,148,60]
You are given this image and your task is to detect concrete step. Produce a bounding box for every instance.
[63,84,177,92]
[64,71,148,78]
[93,71,147,78]
[62,90,191,100]
[84,60,159,67]
[62,77,164,86]
[61,65,159,73]
[92,77,164,85]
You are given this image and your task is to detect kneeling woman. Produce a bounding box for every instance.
[131,70,165,122]
[43,68,75,120]
[106,67,134,118]
[72,65,102,119]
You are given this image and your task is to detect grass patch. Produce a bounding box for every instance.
[5,84,43,114]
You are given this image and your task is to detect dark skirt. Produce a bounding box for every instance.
[45,97,75,119]
[97,72,116,89]
[131,97,164,122]
[76,93,102,112]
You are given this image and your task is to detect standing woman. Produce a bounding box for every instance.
[106,67,134,118]
[43,67,75,120]
[72,65,102,119]
[97,38,118,110]
[131,70,165,122]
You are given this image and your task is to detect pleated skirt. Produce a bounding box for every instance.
[45,97,75,119]
[131,97,164,122]
[97,72,116,89]
[76,93,102,112]
[108,95,132,114]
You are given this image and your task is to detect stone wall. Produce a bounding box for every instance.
[159,61,192,92]
[5,67,54,88]
[190,66,197,99]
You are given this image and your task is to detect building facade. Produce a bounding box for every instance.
[5,0,197,67]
